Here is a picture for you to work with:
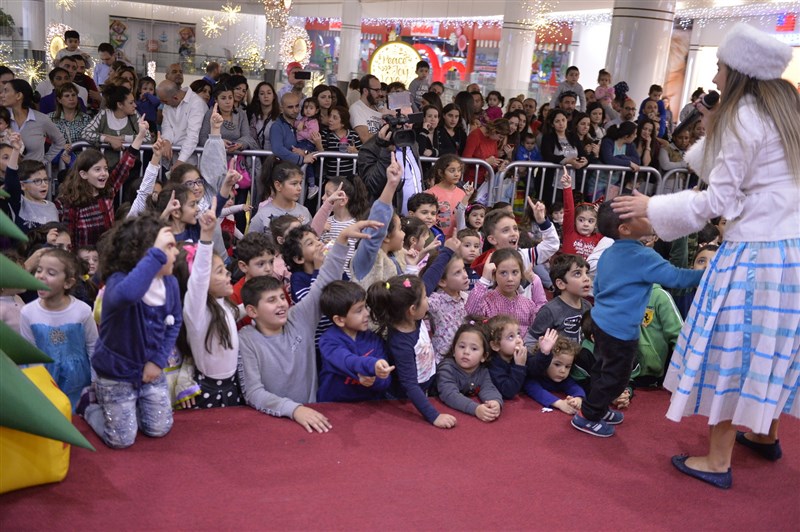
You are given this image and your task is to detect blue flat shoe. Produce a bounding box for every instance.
[671,454,732,489]
[736,431,783,461]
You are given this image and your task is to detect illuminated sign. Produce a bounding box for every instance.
[369,41,422,88]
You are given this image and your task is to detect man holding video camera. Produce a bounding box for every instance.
[351,74,388,144]
[278,62,309,102]
[359,92,424,215]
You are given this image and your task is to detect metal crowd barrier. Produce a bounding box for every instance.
[490,161,662,205]
[58,143,496,211]
[659,168,696,194]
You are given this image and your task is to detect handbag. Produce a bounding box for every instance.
[234,155,252,190]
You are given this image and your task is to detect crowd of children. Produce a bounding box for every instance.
[0,31,727,448]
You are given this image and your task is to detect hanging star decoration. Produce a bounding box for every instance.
[202,15,224,39]
[56,0,76,11]
[13,59,46,85]
[220,3,241,26]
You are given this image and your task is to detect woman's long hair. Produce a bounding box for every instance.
[704,65,800,182]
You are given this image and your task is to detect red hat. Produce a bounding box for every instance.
[286,62,302,75]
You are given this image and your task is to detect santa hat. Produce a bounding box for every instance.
[717,23,792,80]
[286,61,303,75]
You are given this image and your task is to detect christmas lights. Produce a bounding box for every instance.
[279,25,312,66]
[263,0,291,29]
[12,59,46,85]
[46,22,72,63]
[220,3,241,26]
[56,0,76,11]
[202,16,224,38]
[234,33,265,72]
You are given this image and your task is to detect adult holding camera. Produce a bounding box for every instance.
[278,62,308,102]
[359,117,422,215]
[350,74,387,144]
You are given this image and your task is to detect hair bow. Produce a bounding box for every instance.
[385,282,391,289]
[576,196,604,209]
[184,244,198,274]
[402,278,412,288]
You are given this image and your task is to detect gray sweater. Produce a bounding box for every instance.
[239,242,347,418]
[436,359,503,416]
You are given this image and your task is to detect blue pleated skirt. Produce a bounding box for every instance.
[664,238,800,433]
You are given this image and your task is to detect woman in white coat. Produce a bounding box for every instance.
[613,23,800,490]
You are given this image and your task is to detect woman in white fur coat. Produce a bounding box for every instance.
[613,23,800,490]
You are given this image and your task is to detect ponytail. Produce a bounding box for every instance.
[366,275,425,334]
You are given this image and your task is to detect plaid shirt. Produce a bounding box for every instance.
[56,147,137,247]
[465,280,539,332]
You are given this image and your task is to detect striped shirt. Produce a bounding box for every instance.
[321,215,356,271]
[321,128,361,177]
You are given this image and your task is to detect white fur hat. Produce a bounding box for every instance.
[717,23,792,80]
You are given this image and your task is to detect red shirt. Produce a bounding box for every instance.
[462,127,499,186]
[561,186,604,259]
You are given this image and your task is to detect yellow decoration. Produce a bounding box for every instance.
[220,3,241,26]
[0,367,73,494]
[369,41,422,89]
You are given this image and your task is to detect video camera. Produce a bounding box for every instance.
[384,91,423,148]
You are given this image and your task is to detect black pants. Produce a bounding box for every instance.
[581,323,638,421]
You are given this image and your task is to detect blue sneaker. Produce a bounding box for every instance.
[571,414,615,437]
[602,409,624,425]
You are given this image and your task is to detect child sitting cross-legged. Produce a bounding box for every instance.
[239,219,382,433]
[486,315,536,399]
[317,280,395,402]
[524,330,586,415]
[436,320,503,422]
[525,253,592,348]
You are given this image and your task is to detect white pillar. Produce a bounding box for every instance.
[572,22,612,91]
[681,24,703,111]
[337,0,362,84]
[264,26,283,70]
[605,0,676,101]
[495,2,535,96]
[18,0,45,51]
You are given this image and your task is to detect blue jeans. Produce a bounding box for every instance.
[85,373,173,449]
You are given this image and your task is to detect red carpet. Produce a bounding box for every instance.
[1,389,798,530]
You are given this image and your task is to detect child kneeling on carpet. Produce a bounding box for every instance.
[571,201,703,438]
[436,321,503,422]
[84,214,182,449]
[238,220,382,433]
[317,281,395,402]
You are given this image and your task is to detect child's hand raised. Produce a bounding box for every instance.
[337,219,384,244]
[433,413,457,429]
[210,103,223,132]
[481,260,496,283]
[443,235,461,253]
[153,227,176,256]
[325,182,346,206]
[560,166,572,188]
[198,197,217,241]
[527,197,547,224]
[386,151,402,187]
[374,359,395,379]
[407,237,441,267]
[538,328,558,355]
[160,190,182,220]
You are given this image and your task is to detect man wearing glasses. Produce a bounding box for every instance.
[606,98,638,128]
[350,74,388,144]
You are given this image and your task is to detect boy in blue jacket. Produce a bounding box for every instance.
[317,281,395,402]
[571,200,703,437]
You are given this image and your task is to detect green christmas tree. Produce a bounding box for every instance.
[0,204,94,450]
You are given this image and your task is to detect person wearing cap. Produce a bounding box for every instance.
[613,23,800,490]
[278,62,307,102]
